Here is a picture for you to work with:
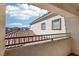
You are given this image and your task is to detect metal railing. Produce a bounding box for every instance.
[5,33,71,48]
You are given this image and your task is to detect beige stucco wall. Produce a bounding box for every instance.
[0,4,5,56]
[30,15,66,35]
[5,38,71,56]
[65,16,79,55]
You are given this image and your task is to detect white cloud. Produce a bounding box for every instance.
[17,4,29,9]
[8,23,23,27]
[8,23,27,28]
[6,5,19,15]
[6,5,19,11]
[6,3,48,20]
[29,5,41,11]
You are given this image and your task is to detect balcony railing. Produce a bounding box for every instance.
[5,33,71,48]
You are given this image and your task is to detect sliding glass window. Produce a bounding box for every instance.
[52,18,61,30]
[41,23,46,30]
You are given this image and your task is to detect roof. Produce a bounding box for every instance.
[30,12,59,25]
[6,29,35,38]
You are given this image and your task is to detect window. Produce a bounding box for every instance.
[41,23,46,30]
[52,18,61,30]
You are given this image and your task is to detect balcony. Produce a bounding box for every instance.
[4,30,72,56]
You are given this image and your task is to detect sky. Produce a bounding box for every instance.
[6,3,48,28]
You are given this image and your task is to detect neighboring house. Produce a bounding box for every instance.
[30,12,66,35]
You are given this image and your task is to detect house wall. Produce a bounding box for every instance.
[5,38,71,56]
[0,4,5,56]
[30,15,66,35]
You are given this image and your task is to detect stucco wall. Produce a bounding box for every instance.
[0,4,5,56]
[5,38,71,56]
[65,16,79,55]
[30,15,66,35]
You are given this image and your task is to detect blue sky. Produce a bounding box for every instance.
[6,3,48,28]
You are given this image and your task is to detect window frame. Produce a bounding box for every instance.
[52,18,61,30]
[41,22,46,30]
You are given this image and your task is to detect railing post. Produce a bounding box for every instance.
[27,37,29,42]
[51,34,53,41]
[18,38,20,44]
[14,39,16,45]
[8,39,10,46]
[23,38,26,43]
